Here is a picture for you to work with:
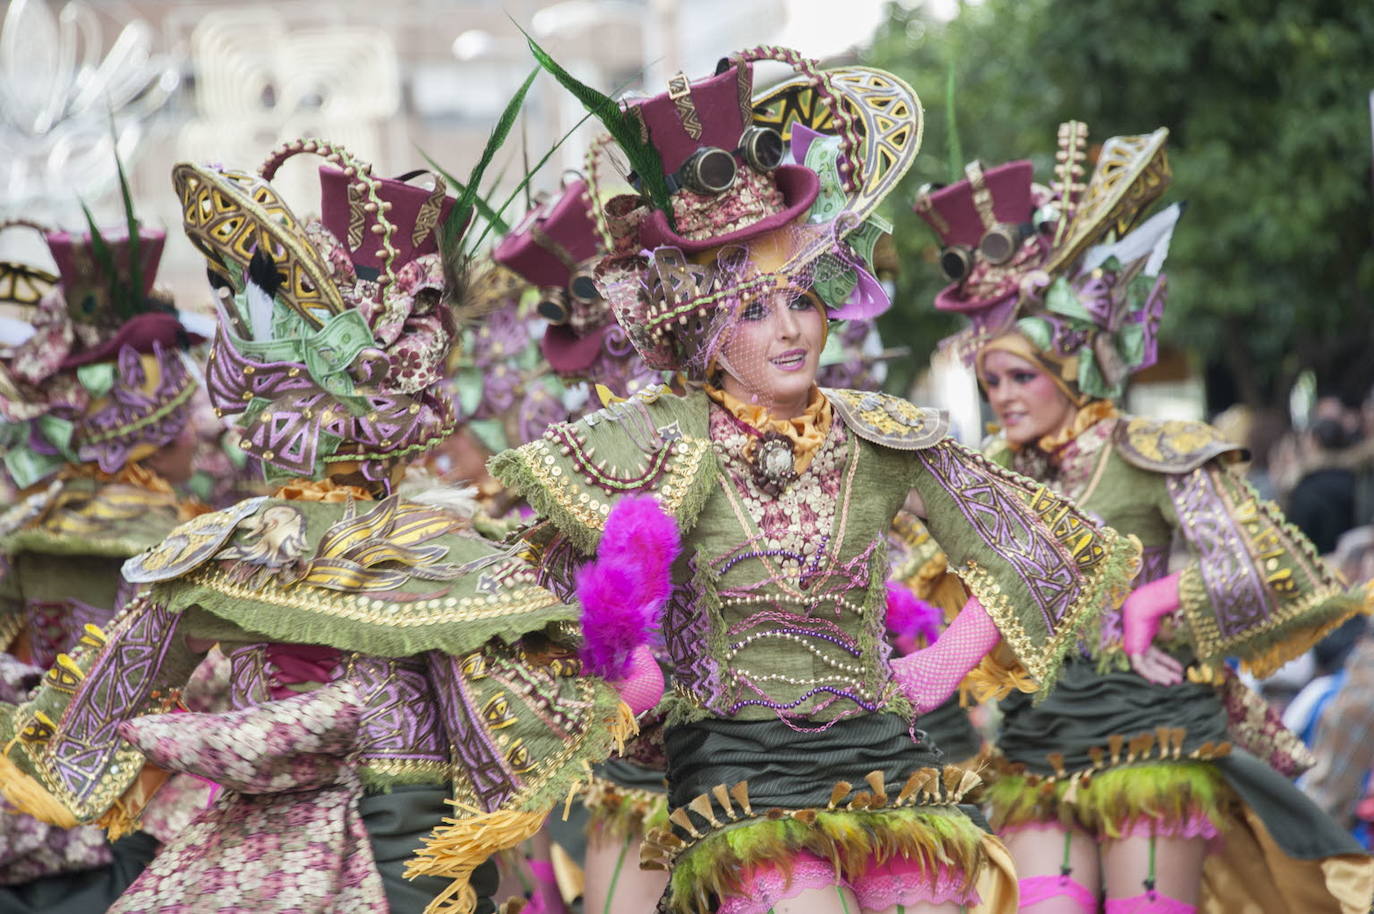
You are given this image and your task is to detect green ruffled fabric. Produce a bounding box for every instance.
[143,497,580,658]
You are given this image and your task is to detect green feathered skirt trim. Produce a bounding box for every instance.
[660,806,988,914]
[986,760,1235,839]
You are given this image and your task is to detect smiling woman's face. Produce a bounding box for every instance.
[719,287,825,419]
[978,347,1077,446]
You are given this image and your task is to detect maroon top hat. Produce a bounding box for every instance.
[46,226,165,316]
[913,160,1034,248]
[913,160,1045,316]
[630,61,819,253]
[319,166,457,276]
[493,179,600,288]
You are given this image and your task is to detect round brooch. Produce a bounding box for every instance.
[750,432,798,496]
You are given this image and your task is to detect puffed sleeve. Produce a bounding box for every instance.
[1164,459,1370,676]
[908,438,1141,693]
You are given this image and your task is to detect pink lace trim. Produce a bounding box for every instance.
[1116,813,1218,842]
[1104,891,1196,913]
[1019,874,1095,912]
[852,856,978,910]
[716,851,978,914]
[717,853,839,914]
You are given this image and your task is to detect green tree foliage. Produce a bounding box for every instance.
[863,0,1374,408]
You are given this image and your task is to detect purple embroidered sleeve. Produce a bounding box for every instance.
[2,593,202,823]
[909,439,1137,690]
[1166,463,1363,674]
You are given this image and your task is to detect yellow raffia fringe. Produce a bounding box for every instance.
[409,701,639,914]
[961,647,1036,705]
[0,750,77,828]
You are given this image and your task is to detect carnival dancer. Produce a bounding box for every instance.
[0,136,672,914]
[493,154,675,914]
[491,46,1142,914]
[914,125,1374,913]
[0,203,210,911]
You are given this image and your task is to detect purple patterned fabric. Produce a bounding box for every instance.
[0,810,111,885]
[24,598,116,672]
[206,319,455,491]
[1166,468,1271,640]
[78,342,196,475]
[917,444,1082,632]
[351,655,448,772]
[46,598,185,808]
[112,682,386,913]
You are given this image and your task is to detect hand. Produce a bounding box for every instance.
[1128,645,1184,686]
[611,644,663,716]
[1121,571,1182,657]
[890,596,999,715]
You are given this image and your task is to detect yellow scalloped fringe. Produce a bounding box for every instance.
[0,750,77,828]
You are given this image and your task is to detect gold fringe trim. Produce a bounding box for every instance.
[961,645,1037,704]
[0,750,78,828]
[1237,584,1374,679]
[408,700,639,914]
[96,763,170,840]
[408,807,547,914]
[640,764,983,872]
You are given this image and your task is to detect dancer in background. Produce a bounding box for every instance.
[0,206,209,911]
[493,46,1140,914]
[915,124,1374,913]
[493,161,670,914]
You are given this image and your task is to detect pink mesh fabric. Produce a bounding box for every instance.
[1104,891,1196,914]
[614,644,665,716]
[1121,572,1181,656]
[851,855,978,910]
[716,851,841,914]
[890,597,999,714]
[1018,874,1096,912]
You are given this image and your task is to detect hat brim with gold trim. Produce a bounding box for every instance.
[599,53,922,374]
[174,140,462,489]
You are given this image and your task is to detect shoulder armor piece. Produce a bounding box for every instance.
[122,496,270,583]
[491,387,716,553]
[1113,417,1244,474]
[824,389,948,451]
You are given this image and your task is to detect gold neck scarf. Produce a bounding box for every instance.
[705,384,833,475]
[1034,399,1120,454]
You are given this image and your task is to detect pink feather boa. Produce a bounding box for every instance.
[885,581,942,656]
[576,495,681,679]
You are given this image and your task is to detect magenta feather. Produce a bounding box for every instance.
[577,496,681,679]
[885,581,943,652]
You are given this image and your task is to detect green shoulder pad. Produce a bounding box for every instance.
[489,385,717,554]
[1113,417,1244,474]
[823,389,948,451]
[0,476,188,559]
[136,496,577,657]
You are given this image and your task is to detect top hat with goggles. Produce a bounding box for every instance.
[627,59,821,253]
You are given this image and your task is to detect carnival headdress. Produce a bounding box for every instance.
[916,124,1177,402]
[0,175,203,490]
[176,142,474,491]
[528,41,921,375]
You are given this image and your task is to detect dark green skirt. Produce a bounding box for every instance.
[994,655,1362,861]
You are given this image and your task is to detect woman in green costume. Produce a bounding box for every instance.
[914,124,1374,913]
[493,47,1140,914]
[0,139,671,914]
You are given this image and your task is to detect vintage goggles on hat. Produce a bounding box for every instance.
[663,126,786,195]
[935,221,1036,282]
[536,269,601,325]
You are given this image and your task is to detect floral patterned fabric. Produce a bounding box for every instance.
[110,681,388,913]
